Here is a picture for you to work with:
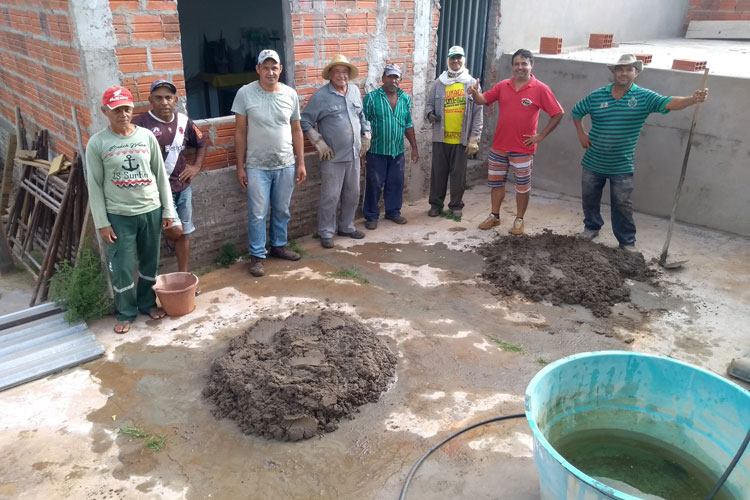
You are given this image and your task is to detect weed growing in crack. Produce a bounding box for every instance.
[118,424,165,452]
[332,268,370,284]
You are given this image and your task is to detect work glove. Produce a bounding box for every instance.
[465,136,479,156]
[426,111,441,124]
[360,133,371,156]
[306,129,334,161]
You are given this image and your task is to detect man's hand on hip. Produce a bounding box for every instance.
[178,163,202,182]
[577,131,592,149]
[99,226,117,244]
[522,134,543,147]
[236,168,248,189]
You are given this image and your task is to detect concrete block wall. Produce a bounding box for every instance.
[0,0,92,160]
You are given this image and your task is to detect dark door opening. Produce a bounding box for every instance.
[436,0,492,85]
[177,0,288,119]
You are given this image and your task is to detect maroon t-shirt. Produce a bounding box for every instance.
[132,111,205,193]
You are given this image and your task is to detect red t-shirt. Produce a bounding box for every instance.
[132,111,205,193]
[483,75,563,154]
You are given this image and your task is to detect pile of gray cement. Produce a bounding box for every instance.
[203,310,396,441]
[479,230,656,317]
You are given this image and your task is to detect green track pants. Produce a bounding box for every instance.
[106,208,162,322]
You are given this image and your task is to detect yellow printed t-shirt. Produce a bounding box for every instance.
[443,82,465,144]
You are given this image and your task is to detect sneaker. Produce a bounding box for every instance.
[478,214,500,230]
[337,230,365,239]
[428,206,441,217]
[450,208,462,218]
[385,215,407,224]
[320,238,334,249]
[249,256,264,277]
[579,228,600,240]
[620,244,637,253]
[269,246,301,261]
[365,220,378,230]
[510,218,524,235]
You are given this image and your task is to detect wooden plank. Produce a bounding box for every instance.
[0,224,13,274]
[1,133,17,218]
[15,150,37,160]
[686,20,750,40]
[48,154,65,176]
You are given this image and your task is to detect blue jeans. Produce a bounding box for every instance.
[581,167,636,247]
[245,166,296,258]
[363,152,405,221]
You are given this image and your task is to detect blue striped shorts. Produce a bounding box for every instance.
[487,149,534,192]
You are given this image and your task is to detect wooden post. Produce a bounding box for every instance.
[0,133,17,218]
[0,224,13,274]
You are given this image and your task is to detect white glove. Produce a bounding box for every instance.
[426,111,441,124]
[306,129,334,161]
[360,133,371,156]
[466,137,479,156]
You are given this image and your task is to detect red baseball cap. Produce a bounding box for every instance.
[102,86,134,109]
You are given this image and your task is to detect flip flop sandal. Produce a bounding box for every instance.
[114,321,131,334]
[195,288,202,297]
[165,238,176,256]
[147,308,166,320]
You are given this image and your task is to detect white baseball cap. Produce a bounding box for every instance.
[257,49,281,65]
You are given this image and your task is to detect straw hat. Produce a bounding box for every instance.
[607,54,643,73]
[322,54,359,80]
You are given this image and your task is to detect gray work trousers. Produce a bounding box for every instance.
[319,158,360,238]
[429,141,467,211]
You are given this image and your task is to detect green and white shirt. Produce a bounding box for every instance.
[363,87,413,158]
[85,126,176,229]
[572,84,672,175]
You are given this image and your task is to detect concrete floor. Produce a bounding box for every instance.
[1,186,748,500]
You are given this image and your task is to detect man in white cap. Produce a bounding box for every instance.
[572,54,708,251]
[132,79,206,284]
[362,63,419,230]
[232,49,306,277]
[85,85,176,333]
[300,54,371,249]
[424,45,483,219]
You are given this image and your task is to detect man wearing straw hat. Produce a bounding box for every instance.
[300,54,371,249]
[572,54,708,251]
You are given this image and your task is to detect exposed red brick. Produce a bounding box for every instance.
[294,40,315,61]
[131,15,164,42]
[116,47,148,73]
[146,0,178,11]
[634,54,653,65]
[151,46,183,71]
[325,13,347,33]
[539,37,562,54]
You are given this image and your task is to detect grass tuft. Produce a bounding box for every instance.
[216,243,242,268]
[118,424,165,452]
[332,268,370,284]
[489,336,525,353]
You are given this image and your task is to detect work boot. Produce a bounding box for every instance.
[428,206,441,217]
[320,238,334,249]
[249,256,264,277]
[269,245,301,261]
[478,214,500,230]
[385,215,407,224]
[510,217,525,235]
[579,228,599,240]
[450,208,462,218]
[337,230,365,239]
[365,220,378,230]
[620,244,637,253]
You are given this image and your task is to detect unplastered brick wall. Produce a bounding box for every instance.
[0,0,92,160]
[685,0,750,29]
[109,0,185,113]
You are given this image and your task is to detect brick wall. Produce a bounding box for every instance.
[0,0,92,160]
[685,0,750,28]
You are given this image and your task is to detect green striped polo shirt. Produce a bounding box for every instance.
[363,87,414,157]
[572,84,672,175]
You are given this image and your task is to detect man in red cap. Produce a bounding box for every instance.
[85,86,176,334]
[132,80,206,283]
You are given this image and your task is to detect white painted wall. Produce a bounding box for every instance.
[496,0,689,56]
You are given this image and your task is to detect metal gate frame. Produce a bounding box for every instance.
[435,0,493,83]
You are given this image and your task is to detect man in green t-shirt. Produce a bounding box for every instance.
[85,86,176,333]
[572,54,708,251]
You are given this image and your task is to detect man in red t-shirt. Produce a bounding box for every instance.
[469,49,564,235]
[132,80,206,281]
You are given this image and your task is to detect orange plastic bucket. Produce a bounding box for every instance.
[152,272,198,317]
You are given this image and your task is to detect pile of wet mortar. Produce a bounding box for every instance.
[203,310,397,441]
[479,231,657,317]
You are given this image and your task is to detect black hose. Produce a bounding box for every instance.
[398,413,526,500]
[704,423,750,500]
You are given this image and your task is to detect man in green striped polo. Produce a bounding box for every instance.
[362,64,419,229]
[572,54,708,251]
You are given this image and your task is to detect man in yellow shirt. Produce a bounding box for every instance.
[425,46,483,218]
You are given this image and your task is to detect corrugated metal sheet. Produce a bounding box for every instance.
[436,0,493,83]
[0,303,105,392]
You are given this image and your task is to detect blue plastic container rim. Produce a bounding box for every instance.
[524,350,750,500]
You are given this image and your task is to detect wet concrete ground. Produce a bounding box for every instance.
[1,187,748,500]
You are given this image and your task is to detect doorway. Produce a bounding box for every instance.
[436,0,492,84]
[177,0,289,119]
